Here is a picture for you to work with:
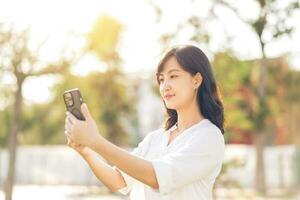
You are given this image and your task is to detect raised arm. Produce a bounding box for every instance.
[66,130,127,192]
[65,103,159,189]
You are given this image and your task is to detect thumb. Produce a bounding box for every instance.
[81,103,92,120]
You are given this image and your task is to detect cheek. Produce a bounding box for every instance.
[159,85,164,96]
[178,88,194,101]
[171,84,192,101]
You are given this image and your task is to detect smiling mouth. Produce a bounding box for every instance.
[164,94,175,100]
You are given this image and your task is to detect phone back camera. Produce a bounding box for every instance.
[65,93,74,107]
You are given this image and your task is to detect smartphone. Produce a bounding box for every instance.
[63,88,85,121]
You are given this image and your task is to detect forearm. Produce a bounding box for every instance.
[82,151,127,192]
[90,137,159,189]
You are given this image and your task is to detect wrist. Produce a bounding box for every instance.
[80,149,94,161]
[89,134,105,152]
[79,148,93,159]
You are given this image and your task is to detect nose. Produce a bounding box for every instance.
[160,80,171,94]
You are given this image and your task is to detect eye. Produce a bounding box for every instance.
[170,75,178,79]
[158,78,164,83]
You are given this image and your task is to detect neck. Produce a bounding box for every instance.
[176,100,204,133]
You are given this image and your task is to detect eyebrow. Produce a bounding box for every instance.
[157,69,181,76]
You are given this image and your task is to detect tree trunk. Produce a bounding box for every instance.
[255,132,266,194]
[254,41,267,195]
[4,82,22,200]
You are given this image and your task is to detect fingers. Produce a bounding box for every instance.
[64,113,80,149]
[64,111,85,149]
[65,119,73,133]
[66,135,76,147]
[66,134,82,149]
[65,114,74,125]
[66,136,73,148]
[66,111,77,124]
[64,112,76,136]
[64,130,72,139]
[81,103,91,120]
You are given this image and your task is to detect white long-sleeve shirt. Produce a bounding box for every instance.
[114,118,225,200]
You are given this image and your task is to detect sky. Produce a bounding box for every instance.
[0,0,299,104]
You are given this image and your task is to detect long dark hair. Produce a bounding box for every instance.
[156,45,225,134]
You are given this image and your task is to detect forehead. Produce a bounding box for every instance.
[158,56,182,75]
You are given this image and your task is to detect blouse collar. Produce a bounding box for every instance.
[166,122,178,134]
[165,119,208,135]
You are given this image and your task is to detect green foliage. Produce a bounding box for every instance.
[87,15,122,63]
[0,108,10,147]
[212,53,253,142]
[21,101,67,145]
[18,68,137,146]
[0,14,137,147]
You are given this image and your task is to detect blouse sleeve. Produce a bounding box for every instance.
[113,130,156,195]
[151,129,225,195]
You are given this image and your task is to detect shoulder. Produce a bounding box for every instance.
[137,128,164,146]
[132,128,164,156]
[142,128,164,143]
[189,119,225,152]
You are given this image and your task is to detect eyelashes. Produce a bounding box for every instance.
[158,75,178,84]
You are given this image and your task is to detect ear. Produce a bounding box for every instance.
[193,72,202,89]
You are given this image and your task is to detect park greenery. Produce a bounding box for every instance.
[1,0,300,199]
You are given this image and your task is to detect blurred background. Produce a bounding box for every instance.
[0,0,300,199]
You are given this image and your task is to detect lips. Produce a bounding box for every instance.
[164,94,175,100]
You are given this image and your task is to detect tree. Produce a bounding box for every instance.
[212,52,254,143]
[84,15,137,145]
[87,14,122,67]
[210,0,300,193]
[148,0,299,194]
[0,23,75,200]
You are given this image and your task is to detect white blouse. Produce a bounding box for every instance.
[113,118,225,200]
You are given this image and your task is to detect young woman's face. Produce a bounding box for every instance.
[157,56,201,110]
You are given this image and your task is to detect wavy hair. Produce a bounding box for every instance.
[156,45,225,134]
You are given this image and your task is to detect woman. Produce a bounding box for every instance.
[64,45,225,200]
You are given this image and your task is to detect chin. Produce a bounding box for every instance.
[165,102,179,110]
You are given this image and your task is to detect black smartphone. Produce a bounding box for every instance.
[63,88,85,121]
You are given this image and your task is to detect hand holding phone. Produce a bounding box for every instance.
[63,88,85,121]
[63,89,102,147]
